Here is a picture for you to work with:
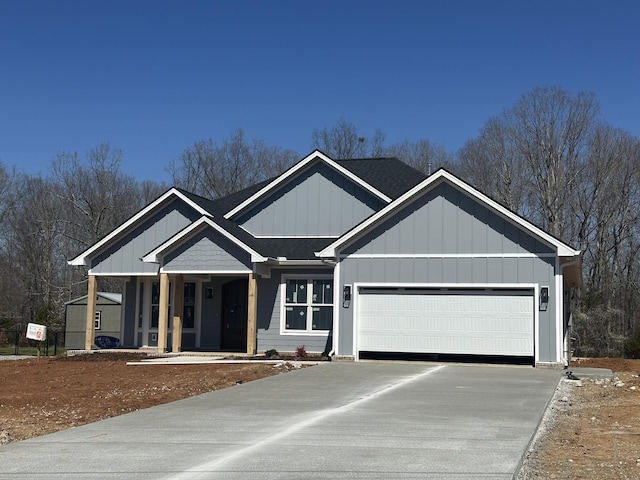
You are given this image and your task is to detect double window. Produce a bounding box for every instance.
[183,282,196,329]
[149,281,196,329]
[283,277,333,332]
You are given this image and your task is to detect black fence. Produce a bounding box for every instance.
[0,327,64,356]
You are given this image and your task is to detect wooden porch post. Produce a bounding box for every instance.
[157,273,170,353]
[247,273,257,355]
[172,274,184,353]
[84,275,97,350]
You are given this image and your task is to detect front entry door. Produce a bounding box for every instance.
[221,279,248,351]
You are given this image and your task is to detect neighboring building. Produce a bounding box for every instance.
[65,292,122,349]
[69,150,581,366]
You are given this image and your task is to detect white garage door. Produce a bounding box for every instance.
[357,288,534,357]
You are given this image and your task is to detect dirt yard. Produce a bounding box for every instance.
[1,354,639,478]
[0,352,300,444]
[519,357,640,479]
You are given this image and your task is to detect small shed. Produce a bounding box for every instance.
[65,292,122,349]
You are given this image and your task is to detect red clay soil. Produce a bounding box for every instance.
[0,352,299,444]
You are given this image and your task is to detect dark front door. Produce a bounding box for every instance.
[221,278,248,351]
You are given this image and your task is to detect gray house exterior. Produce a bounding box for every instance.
[69,150,581,366]
[65,293,122,349]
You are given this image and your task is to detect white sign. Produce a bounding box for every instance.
[26,323,47,341]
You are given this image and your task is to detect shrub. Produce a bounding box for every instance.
[295,345,307,360]
[623,331,640,359]
[265,349,279,359]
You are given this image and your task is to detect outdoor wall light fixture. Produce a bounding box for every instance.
[539,286,549,311]
[343,284,352,308]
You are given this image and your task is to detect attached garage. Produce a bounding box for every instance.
[318,169,583,367]
[356,287,535,360]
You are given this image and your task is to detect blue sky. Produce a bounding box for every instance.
[1,0,638,184]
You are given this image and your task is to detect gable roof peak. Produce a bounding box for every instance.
[317,168,581,259]
[223,150,394,219]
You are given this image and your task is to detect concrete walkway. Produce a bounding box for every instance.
[0,362,562,479]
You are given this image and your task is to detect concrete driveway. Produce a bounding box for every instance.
[0,362,560,479]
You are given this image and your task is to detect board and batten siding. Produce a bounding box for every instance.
[90,199,203,275]
[235,161,385,237]
[256,268,333,354]
[335,182,561,362]
[122,278,137,346]
[162,229,252,272]
[65,295,122,349]
[343,182,554,256]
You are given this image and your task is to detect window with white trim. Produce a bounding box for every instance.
[94,310,102,330]
[283,277,333,332]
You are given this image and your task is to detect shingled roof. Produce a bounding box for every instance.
[335,157,427,199]
[172,154,427,261]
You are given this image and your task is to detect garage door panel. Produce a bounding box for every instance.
[358,290,533,357]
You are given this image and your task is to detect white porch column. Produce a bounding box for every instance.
[84,275,97,350]
[157,273,170,353]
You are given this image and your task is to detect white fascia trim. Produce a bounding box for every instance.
[555,257,564,364]
[224,150,392,220]
[354,282,537,290]
[340,253,558,259]
[333,261,341,356]
[88,271,159,277]
[69,188,213,266]
[352,282,539,363]
[274,260,329,266]
[142,216,268,264]
[317,170,581,259]
[159,269,252,275]
[251,235,341,239]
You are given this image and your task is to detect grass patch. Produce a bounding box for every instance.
[0,346,66,356]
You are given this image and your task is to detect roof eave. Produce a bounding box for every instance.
[141,216,268,265]
[69,188,213,267]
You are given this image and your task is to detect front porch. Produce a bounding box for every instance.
[82,272,260,355]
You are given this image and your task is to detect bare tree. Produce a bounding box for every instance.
[0,162,13,226]
[51,144,144,298]
[51,143,141,250]
[385,138,453,175]
[457,117,530,214]
[508,86,599,238]
[168,129,298,198]
[575,124,640,343]
[311,119,386,159]
[4,174,68,330]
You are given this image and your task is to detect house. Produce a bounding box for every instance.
[65,292,122,349]
[69,150,582,366]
